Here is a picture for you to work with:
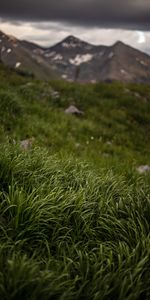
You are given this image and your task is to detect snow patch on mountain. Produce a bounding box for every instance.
[15,62,21,68]
[136,58,148,66]
[7,49,12,54]
[108,52,114,59]
[33,49,44,55]
[53,54,63,61]
[1,46,6,52]
[140,60,147,66]
[45,51,56,58]
[69,54,93,65]
[62,43,70,48]
[120,69,127,74]
[62,74,67,79]
[62,41,81,48]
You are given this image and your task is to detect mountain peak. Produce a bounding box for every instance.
[113,41,125,47]
[7,34,17,42]
[62,35,82,44]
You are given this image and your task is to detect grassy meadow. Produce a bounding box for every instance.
[0,63,150,299]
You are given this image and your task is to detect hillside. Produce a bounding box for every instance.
[0,64,150,299]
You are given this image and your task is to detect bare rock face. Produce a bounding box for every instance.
[65,105,84,116]
[137,165,150,174]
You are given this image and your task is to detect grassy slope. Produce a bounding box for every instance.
[0,64,150,299]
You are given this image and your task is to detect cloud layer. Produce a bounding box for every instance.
[0,20,150,55]
[1,0,150,30]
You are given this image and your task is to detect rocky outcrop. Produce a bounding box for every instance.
[65,105,84,116]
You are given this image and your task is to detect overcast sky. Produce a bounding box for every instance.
[0,0,150,54]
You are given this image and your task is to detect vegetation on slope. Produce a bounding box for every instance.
[0,64,150,299]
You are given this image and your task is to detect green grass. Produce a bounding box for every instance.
[0,64,150,299]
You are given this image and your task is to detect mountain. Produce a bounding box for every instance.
[0,30,150,83]
[43,36,150,83]
[0,31,59,80]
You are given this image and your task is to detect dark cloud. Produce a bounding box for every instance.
[0,0,150,30]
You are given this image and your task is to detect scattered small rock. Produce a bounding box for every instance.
[75,143,80,148]
[103,153,110,157]
[50,89,60,99]
[124,88,130,94]
[137,165,150,174]
[134,92,141,98]
[25,82,33,87]
[20,138,35,150]
[106,141,112,145]
[65,105,84,116]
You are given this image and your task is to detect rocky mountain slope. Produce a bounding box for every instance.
[0,31,58,80]
[0,30,150,83]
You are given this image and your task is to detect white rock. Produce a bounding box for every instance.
[137,165,150,174]
[75,143,80,148]
[20,138,34,150]
[106,141,112,145]
[51,90,60,99]
[65,105,84,115]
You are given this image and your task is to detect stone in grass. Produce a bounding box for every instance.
[137,165,150,174]
[20,138,35,150]
[50,89,60,99]
[65,105,84,116]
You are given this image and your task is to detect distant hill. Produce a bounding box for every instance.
[0,30,150,83]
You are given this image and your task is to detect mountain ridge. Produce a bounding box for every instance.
[0,30,150,83]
